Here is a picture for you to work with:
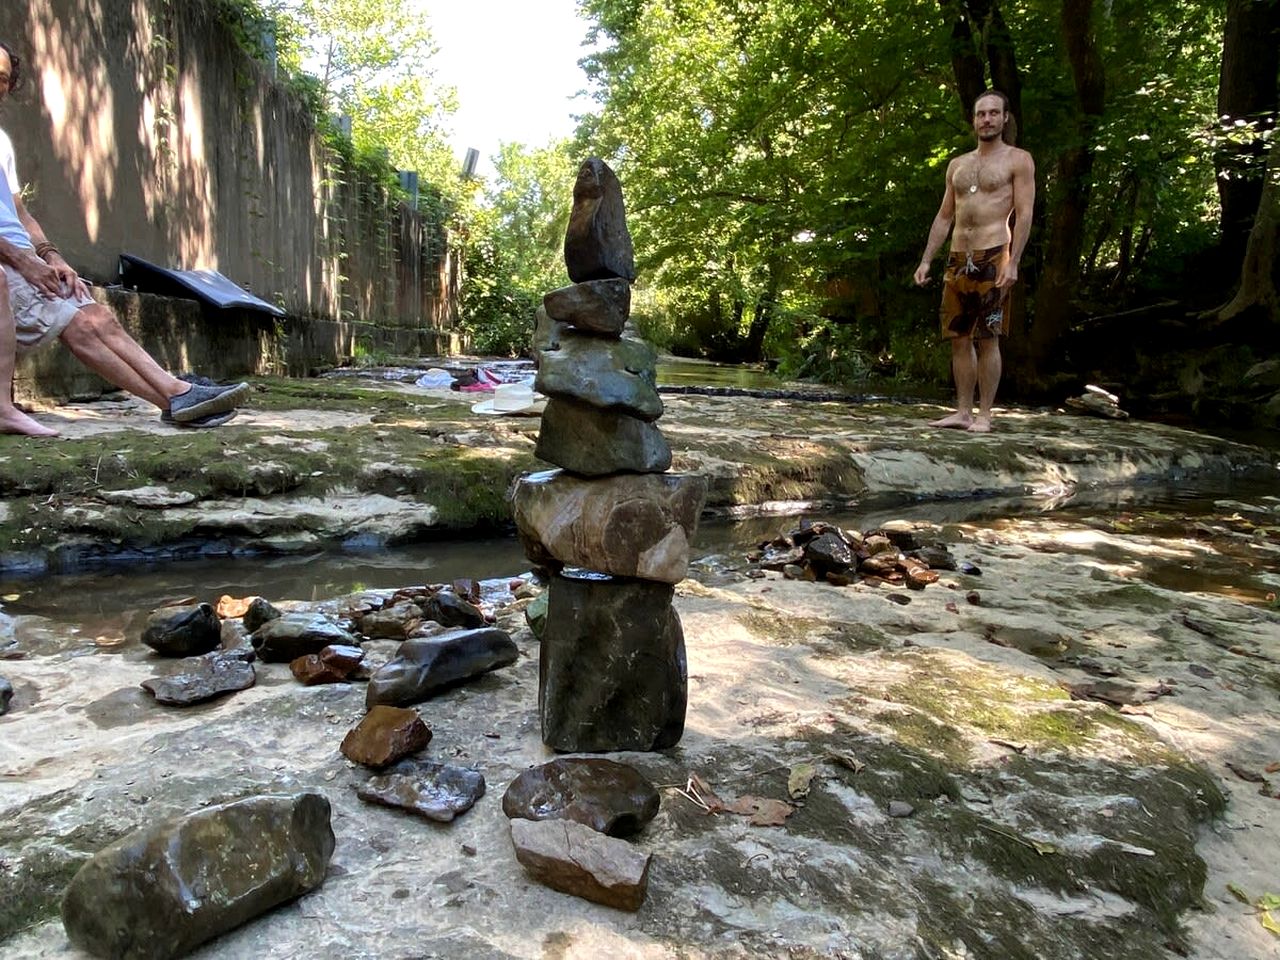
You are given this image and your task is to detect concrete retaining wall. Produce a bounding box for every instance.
[1,0,461,399]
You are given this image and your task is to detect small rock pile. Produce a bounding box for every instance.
[512,158,708,752]
[750,518,978,592]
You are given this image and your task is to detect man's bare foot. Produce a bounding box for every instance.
[0,408,60,437]
[967,417,993,433]
[929,412,972,429]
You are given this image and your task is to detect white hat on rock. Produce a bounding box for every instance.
[470,379,547,416]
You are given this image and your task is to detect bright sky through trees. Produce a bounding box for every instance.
[413,0,596,175]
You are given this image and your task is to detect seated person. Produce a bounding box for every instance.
[0,39,248,436]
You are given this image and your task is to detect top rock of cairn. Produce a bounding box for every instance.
[564,159,636,284]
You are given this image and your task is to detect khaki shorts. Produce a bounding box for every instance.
[940,245,1010,340]
[4,264,96,355]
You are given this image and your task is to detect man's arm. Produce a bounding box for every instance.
[997,150,1035,289]
[12,195,87,298]
[0,232,63,298]
[914,162,956,286]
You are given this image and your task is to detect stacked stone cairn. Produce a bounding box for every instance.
[513,158,708,753]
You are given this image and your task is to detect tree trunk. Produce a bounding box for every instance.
[1215,0,1280,269]
[943,0,986,117]
[743,254,784,362]
[1216,147,1280,330]
[1022,0,1105,370]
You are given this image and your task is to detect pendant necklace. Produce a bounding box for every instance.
[969,156,984,194]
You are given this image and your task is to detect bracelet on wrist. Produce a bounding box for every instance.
[34,241,60,261]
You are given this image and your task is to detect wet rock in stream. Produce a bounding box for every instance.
[251,613,359,662]
[141,603,222,657]
[364,627,518,708]
[290,644,364,685]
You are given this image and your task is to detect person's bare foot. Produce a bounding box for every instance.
[929,412,972,429]
[0,408,59,437]
[967,416,993,433]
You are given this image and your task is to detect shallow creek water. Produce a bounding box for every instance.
[3,475,1276,658]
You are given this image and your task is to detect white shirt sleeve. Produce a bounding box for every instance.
[0,129,20,196]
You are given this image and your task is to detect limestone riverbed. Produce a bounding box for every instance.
[2,375,1279,959]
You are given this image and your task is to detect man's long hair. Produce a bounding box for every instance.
[0,41,21,92]
[974,88,1018,146]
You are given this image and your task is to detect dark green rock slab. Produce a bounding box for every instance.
[543,279,631,336]
[141,653,256,706]
[535,331,662,422]
[539,571,686,752]
[251,613,359,663]
[535,397,671,476]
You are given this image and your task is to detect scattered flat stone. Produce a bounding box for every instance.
[959,562,983,576]
[563,158,635,283]
[510,818,650,911]
[503,758,660,837]
[513,470,708,584]
[885,593,912,606]
[251,613,359,663]
[61,793,334,960]
[543,279,631,336]
[242,597,283,634]
[888,801,915,818]
[365,628,519,708]
[290,644,365,685]
[142,603,222,657]
[540,571,686,752]
[535,332,662,421]
[141,653,256,706]
[357,759,486,822]
[536,397,672,476]
[0,675,12,715]
[421,591,485,629]
[905,566,940,590]
[911,545,957,570]
[340,705,433,768]
[358,602,423,639]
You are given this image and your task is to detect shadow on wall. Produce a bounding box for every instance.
[0,0,457,333]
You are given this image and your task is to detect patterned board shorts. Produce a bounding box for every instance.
[940,244,1010,340]
[3,264,96,355]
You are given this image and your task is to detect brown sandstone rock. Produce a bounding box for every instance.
[510,817,650,911]
[340,705,432,768]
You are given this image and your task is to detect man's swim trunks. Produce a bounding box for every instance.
[940,244,1010,340]
[3,266,97,355]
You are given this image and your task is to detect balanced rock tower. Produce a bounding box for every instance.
[513,159,708,752]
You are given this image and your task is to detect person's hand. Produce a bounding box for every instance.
[996,260,1019,289]
[16,253,62,298]
[913,261,930,286]
[47,255,82,299]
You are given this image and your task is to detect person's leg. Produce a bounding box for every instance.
[57,305,187,408]
[968,335,1002,433]
[929,335,976,428]
[0,274,59,437]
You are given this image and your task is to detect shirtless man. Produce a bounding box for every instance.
[0,40,248,437]
[913,89,1034,433]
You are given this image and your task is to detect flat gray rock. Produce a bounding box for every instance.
[510,817,650,911]
[61,793,334,960]
[141,653,256,706]
[357,760,486,822]
[543,279,631,336]
[535,398,672,476]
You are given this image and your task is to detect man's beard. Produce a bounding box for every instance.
[978,129,1002,142]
